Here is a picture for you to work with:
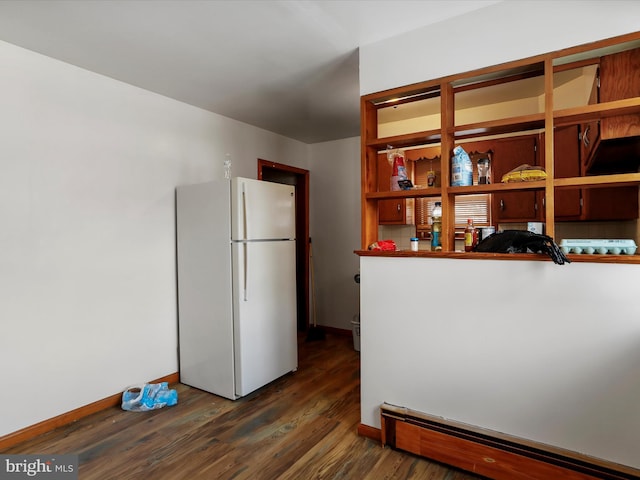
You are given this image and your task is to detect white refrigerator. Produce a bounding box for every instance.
[176,177,297,400]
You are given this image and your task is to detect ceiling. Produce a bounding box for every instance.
[0,0,502,144]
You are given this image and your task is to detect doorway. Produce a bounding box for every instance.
[258,159,310,332]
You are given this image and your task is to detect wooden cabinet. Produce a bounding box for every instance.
[552,124,638,220]
[489,136,541,222]
[583,47,640,174]
[581,176,639,222]
[455,136,540,223]
[378,197,412,224]
[360,32,640,254]
[579,74,599,172]
[553,125,582,219]
[599,47,640,139]
[582,186,638,220]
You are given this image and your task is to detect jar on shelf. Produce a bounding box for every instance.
[477,157,491,184]
[464,218,477,252]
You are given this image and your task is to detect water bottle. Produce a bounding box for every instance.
[451,146,473,186]
[431,201,442,251]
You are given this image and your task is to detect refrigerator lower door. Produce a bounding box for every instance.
[232,240,297,397]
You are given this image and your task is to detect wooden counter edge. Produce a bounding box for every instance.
[354,250,640,264]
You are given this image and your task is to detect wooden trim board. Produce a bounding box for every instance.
[0,372,179,450]
[321,326,351,337]
[357,423,382,443]
[380,403,640,480]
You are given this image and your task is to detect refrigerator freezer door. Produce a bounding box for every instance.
[232,240,297,397]
[176,180,236,400]
[231,177,295,241]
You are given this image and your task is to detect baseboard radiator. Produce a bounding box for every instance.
[380,403,640,480]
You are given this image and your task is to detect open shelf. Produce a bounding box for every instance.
[553,97,640,127]
[366,129,442,150]
[448,181,546,195]
[360,32,640,258]
[451,114,545,141]
[554,172,640,189]
[366,187,442,200]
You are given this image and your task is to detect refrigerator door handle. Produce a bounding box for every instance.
[242,243,249,302]
[241,181,248,240]
[240,181,249,301]
[243,242,248,301]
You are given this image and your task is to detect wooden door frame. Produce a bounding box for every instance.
[258,159,310,331]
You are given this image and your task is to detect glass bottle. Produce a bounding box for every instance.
[431,201,442,251]
[464,218,477,252]
[477,157,490,184]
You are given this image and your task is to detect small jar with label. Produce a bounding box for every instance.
[464,218,477,252]
[410,237,419,252]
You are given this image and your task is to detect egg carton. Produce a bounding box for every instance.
[559,239,637,255]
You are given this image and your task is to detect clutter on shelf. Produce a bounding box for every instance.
[501,164,547,183]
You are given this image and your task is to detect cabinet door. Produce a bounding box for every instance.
[581,144,639,221]
[600,47,640,140]
[584,48,640,174]
[582,187,638,220]
[379,199,407,224]
[491,136,540,222]
[377,153,410,224]
[553,125,582,219]
[544,124,637,220]
[580,73,600,169]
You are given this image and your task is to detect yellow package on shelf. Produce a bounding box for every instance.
[501,164,547,183]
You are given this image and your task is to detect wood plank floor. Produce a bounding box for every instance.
[4,333,485,479]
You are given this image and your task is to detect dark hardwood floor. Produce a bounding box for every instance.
[4,333,484,479]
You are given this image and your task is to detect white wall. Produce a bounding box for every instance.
[359,0,640,470]
[360,0,640,96]
[309,138,361,330]
[360,257,640,468]
[0,40,309,437]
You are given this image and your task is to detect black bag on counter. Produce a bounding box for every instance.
[474,230,570,265]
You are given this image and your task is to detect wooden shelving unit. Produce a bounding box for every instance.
[360,31,640,255]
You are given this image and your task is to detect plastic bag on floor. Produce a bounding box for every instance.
[121,382,178,412]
